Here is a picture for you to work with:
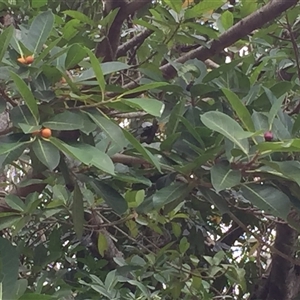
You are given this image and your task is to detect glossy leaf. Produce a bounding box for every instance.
[121,98,164,117]
[211,163,241,193]
[31,138,60,171]
[241,184,291,220]
[222,88,255,132]
[43,111,84,130]
[0,26,13,63]
[84,48,106,99]
[9,72,39,124]
[65,44,86,69]
[27,10,54,54]
[153,182,190,209]
[201,111,249,155]
[85,110,127,149]
[5,195,25,212]
[89,179,128,214]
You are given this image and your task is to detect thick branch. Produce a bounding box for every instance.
[113,0,299,94]
[116,29,153,58]
[96,0,152,61]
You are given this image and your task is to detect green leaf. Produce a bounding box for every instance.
[31,0,47,8]
[65,44,86,69]
[49,138,93,165]
[0,237,19,300]
[152,182,190,209]
[89,179,128,214]
[222,88,255,132]
[10,105,38,128]
[179,237,190,254]
[268,94,285,129]
[123,130,161,172]
[5,195,25,212]
[241,184,291,220]
[120,82,170,97]
[201,111,249,155]
[84,48,106,99]
[63,10,95,26]
[211,163,241,193]
[31,139,60,171]
[72,143,115,175]
[0,140,30,156]
[272,161,300,188]
[43,111,84,130]
[220,10,233,30]
[27,10,54,54]
[97,233,108,257]
[85,110,127,149]
[185,0,223,19]
[72,183,84,238]
[9,72,39,124]
[0,26,13,63]
[163,0,182,13]
[200,188,230,214]
[19,293,53,300]
[121,98,164,117]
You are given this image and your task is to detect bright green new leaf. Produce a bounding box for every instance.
[97,233,108,257]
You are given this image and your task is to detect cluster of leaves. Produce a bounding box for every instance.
[0,0,300,299]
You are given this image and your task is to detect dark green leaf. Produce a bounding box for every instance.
[27,10,54,54]
[241,184,291,220]
[43,111,84,130]
[0,237,19,300]
[211,163,241,193]
[10,72,39,124]
[31,138,60,171]
[72,183,84,238]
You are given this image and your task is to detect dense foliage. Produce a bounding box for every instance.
[1,0,300,299]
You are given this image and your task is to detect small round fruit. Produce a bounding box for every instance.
[25,55,34,64]
[264,131,273,142]
[17,56,27,64]
[41,128,52,138]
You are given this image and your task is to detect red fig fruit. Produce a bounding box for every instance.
[264,131,273,142]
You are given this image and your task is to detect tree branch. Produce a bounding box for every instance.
[95,0,152,61]
[116,29,153,58]
[111,0,299,95]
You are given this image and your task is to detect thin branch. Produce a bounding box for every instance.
[108,0,299,96]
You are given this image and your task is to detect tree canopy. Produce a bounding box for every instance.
[0,0,300,299]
